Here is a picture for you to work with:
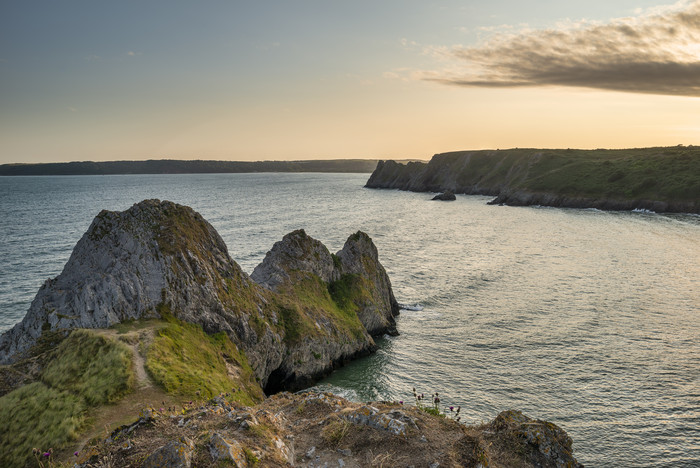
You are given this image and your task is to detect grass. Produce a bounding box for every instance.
[42,330,134,406]
[145,315,263,405]
[0,330,134,467]
[380,146,700,203]
[0,382,85,467]
[273,272,367,345]
[321,417,351,448]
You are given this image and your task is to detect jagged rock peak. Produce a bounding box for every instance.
[251,229,400,337]
[0,199,254,364]
[336,231,400,336]
[250,229,338,290]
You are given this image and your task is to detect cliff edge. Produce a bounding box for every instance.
[366,147,700,214]
[75,392,583,468]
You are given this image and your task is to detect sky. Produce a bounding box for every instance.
[2,0,700,164]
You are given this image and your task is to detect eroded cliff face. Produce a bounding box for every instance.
[0,201,400,393]
[335,232,400,336]
[251,229,400,393]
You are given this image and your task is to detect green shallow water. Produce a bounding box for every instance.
[1,173,698,467]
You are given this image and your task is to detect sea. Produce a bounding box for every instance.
[0,173,698,467]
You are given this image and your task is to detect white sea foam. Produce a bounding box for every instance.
[399,303,423,311]
[632,208,657,214]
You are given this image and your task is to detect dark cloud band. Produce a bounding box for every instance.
[428,1,700,97]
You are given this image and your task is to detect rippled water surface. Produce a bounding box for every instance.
[1,174,698,467]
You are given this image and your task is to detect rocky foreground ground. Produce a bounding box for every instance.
[77,391,582,468]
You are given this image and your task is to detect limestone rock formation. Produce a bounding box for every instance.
[252,229,399,338]
[251,229,400,392]
[0,200,400,394]
[335,232,400,336]
[251,229,338,289]
[0,200,282,380]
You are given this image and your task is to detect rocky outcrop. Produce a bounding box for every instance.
[251,229,338,289]
[0,200,400,394]
[366,147,700,214]
[251,229,400,392]
[0,200,282,380]
[432,190,456,201]
[76,392,583,467]
[335,232,400,336]
[141,437,194,468]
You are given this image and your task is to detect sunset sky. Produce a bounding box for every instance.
[2,0,700,164]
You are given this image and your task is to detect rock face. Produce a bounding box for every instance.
[76,392,584,468]
[334,232,400,336]
[432,190,456,201]
[253,229,399,337]
[366,148,700,214]
[0,200,400,394]
[251,229,400,392]
[251,229,338,289]
[0,200,279,375]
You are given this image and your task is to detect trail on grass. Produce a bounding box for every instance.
[71,327,182,456]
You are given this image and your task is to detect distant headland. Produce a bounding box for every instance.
[366,146,700,214]
[0,158,385,176]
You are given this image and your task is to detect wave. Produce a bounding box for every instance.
[399,303,424,311]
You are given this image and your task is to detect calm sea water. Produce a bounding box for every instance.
[1,174,698,467]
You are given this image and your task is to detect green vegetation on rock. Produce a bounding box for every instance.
[275,272,367,344]
[145,315,263,405]
[367,146,700,213]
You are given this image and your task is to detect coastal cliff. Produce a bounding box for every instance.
[366,147,700,214]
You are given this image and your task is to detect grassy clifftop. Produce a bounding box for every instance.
[366,146,700,213]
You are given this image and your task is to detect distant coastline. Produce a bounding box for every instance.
[0,158,386,176]
[365,146,700,214]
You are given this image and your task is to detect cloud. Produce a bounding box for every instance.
[422,0,700,97]
[126,51,142,57]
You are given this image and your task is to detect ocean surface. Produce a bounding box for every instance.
[1,173,698,467]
